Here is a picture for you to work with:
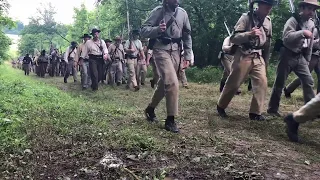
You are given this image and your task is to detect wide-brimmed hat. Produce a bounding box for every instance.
[105,39,112,43]
[299,0,320,8]
[90,28,101,35]
[81,34,91,39]
[253,0,277,6]
[71,41,78,46]
[131,29,140,35]
[141,38,149,42]
[114,36,122,41]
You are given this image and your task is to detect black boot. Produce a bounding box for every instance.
[219,81,225,92]
[236,90,242,95]
[217,105,228,118]
[284,114,300,142]
[145,106,158,122]
[284,87,291,98]
[267,109,282,117]
[150,79,155,89]
[134,86,140,92]
[248,80,252,91]
[64,78,67,83]
[249,113,266,121]
[165,116,179,133]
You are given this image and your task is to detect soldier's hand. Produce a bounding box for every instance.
[250,27,262,37]
[103,54,108,61]
[78,59,83,66]
[159,20,166,32]
[183,60,190,69]
[303,30,313,39]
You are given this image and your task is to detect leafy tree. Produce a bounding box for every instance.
[0,0,14,63]
[19,3,69,55]
[4,21,24,35]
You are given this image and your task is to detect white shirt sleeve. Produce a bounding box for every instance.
[64,47,69,63]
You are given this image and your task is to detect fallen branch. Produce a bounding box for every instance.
[123,167,140,180]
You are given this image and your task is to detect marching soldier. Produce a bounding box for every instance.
[80,28,108,91]
[141,0,192,133]
[34,53,40,76]
[285,26,320,96]
[77,34,92,90]
[136,39,149,86]
[285,93,320,142]
[60,52,66,77]
[103,39,113,84]
[178,51,192,89]
[217,0,274,121]
[220,36,241,94]
[121,41,128,84]
[108,36,125,86]
[22,54,32,76]
[146,48,159,89]
[64,41,78,83]
[49,49,60,77]
[124,30,145,91]
[37,50,49,78]
[268,0,318,117]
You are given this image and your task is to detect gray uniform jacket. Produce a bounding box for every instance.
[282,17,314,61]
[140,6,192,60]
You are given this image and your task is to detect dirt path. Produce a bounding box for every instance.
[2,70,320,179]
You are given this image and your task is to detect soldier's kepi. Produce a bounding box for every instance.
[141,0,192,133]
[217,0,275,121]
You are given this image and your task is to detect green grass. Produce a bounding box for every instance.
[2,64,320,179]
[184,64,320,87]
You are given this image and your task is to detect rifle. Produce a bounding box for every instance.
[219,19,231,60]
[224,19,231,36]
[230,0,265,54]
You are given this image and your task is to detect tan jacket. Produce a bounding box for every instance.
[231,13,272,59]
[76,42,89,61]
[64,46,77,63]
[108,43,125,61]
[141,6,192,61]
[81,39,108,59]
[282,17,314,61]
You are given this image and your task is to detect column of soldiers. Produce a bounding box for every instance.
[216,0,320,142]
[15,27,172,92]
[14,0,320,142]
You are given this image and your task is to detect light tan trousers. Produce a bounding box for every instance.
[221,55,234,82]
[151,58,160,83]
[150,49,180,116]
[127,58,138,87]
[179,69,188,86]
[218,52,267,115]
[293,93,320,123]
[136,61,147,85]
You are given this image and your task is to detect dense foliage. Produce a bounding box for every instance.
[0,0,14,63]
[4,21,24,35]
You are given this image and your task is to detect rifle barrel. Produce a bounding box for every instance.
[288,0,295,13]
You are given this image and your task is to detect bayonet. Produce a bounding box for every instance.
[224,20,231,36]
[288,0,295,14]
